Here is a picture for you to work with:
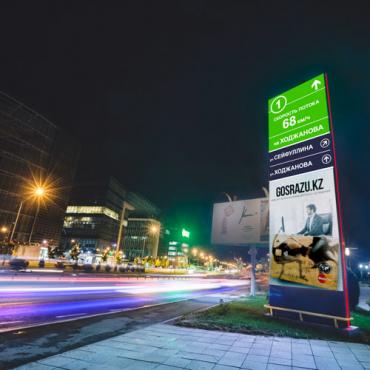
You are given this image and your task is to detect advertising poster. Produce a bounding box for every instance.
[268,74,349,322]
[211,198,268,245]
[269,167,341,290]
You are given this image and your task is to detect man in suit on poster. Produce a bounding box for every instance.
[297,204,325,236]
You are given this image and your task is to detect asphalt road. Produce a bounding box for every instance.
[0,272,249,369]
[0,272,246,333]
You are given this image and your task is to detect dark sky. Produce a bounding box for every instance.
[1,1,369,259]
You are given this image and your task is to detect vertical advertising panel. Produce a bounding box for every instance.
[268,74,349,324]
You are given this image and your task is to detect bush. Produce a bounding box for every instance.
[38,260,45,268]
[105,265,112,272]
[119,266,126,273]
[55,261,64,269]
[95,264,101,272]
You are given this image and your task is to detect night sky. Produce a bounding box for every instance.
[1,1,369,260]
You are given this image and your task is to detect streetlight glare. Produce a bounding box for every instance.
[151,226,158,233]
[35,187,45,197]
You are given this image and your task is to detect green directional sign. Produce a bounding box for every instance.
[268,74,330,152]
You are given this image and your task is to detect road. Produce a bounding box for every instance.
[0,272,246,333]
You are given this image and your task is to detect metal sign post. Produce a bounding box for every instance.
[248,246,257,297]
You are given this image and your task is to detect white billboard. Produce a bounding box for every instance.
[211,198,268,245]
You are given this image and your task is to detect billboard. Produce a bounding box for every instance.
[268,74,349,323]
[211,198,268,245]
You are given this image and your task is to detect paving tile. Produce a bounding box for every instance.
[291,345,312,355]
[186,359,216,370]
[335,360,363,369]
[14,364,58,370]
[248,348,271,356]
[230,345,251,354]
[38,355,89,369]
[270,351,291,359]
[354,353,370,362]
[291,339,310,345]
[241,359,268,370]
[213,365,241,370]
[203,348,227,360]
[210,343,233,351]
[218,351,247,367]
[268,357,292,366]
[333,352,358,361]
[314,357,340,370]
[309,340,329,347]
[163,356,192,368]
[291,354,316,369]
[266,364,292,370]
[291,362,316,370]
[156,365,183,370]
[245,354,269,364]
[179,351,218,363]
[123,360,158,369]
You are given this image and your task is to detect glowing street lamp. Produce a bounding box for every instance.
[10,183,49,243]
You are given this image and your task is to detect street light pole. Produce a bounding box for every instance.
[142,237,147,258]
[28,201,41,243]
[115,201,135,258]
[9,201,23,242]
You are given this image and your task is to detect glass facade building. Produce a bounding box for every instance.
[0,92,79,246]
[62,177,126,250]
[124,218,161,259]
[62,177,162,258]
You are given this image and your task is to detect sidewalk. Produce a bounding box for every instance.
[15,323,370,370]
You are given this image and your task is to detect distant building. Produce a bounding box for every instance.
[0,92,79,246]
[123,218,161,259]
[62,177,126,251]
[123,192,161,259]
[159,226,191,266]
[62,179,161,259]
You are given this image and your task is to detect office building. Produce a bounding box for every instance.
[62,179,161,259]
[0,92,79,246]
[123,192,161,259]
[62,177,126,251]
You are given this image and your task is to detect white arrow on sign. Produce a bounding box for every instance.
[311,80,322,90]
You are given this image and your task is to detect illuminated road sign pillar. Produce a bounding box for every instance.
[267,74,350,326]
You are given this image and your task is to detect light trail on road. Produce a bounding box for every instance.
[0,273,246,332]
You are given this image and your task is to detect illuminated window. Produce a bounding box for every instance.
[66,206,119,220]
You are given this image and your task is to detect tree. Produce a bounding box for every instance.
[101,247,110,262]
[48,245,65,259]
[70,244,80,262]
[116,252,123,265]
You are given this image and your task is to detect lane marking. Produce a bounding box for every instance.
[56,313,87,319]
[0,320,23,325]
